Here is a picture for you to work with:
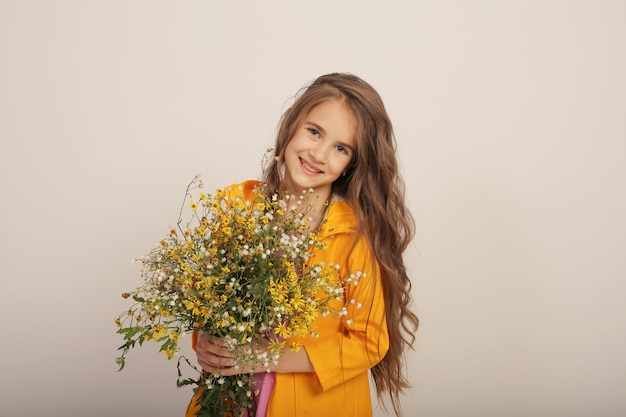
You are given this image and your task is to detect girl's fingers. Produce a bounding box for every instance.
[196,332,264,375]
[197,349,235,369]
[197,334,235,359]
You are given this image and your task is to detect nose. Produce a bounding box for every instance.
[308,141,330,165]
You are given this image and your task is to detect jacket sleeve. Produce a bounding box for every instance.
[304,235,389,391]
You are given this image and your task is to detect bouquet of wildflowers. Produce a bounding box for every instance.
[115,176,344,417]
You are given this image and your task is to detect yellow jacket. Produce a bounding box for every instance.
[186,181,389,417]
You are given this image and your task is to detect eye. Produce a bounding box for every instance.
[308,128,320,137]
[336,145,348,154]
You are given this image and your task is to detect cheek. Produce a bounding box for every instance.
[283,136,303,155]
[282,142,296,160]
[341,155,354,170]
[332,157,352,175]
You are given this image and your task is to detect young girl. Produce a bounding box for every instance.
[186,73,419,416]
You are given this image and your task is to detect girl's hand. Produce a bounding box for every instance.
[195,331,237,375]
[195,331,314,376]
[195,331,269,376]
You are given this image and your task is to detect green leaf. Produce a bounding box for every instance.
[115,356,126,371]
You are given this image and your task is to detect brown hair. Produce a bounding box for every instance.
[263,73,419,416]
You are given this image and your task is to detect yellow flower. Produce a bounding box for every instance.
[304,309,318,323]
[183,299,200,313]
[290,292,305,311]
[190,201,198,211]
[152,325,167,340]
[268,339,286,355]
[290,342,302,352]
[292,321,308,337]
[274,321,291,338]
[232,199,244,209]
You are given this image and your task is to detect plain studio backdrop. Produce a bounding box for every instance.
[1,1,625,416]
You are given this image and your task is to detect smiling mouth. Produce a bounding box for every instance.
[299,157,322,174]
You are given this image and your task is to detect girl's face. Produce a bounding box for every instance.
[283,100,356,199]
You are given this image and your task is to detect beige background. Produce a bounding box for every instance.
[1,1,625,416]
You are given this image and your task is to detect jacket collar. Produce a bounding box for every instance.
[318,200,357,237]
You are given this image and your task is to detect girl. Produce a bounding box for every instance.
[186,73,419,416]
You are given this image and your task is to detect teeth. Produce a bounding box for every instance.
[302,159,320,173]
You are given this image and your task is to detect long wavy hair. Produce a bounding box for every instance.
[263,73,419,416]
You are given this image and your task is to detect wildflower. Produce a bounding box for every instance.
[290,342,302,352]
[115,175,350,417]
[274,321,290,338]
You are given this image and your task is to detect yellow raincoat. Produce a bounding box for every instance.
[186,181,389,417]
